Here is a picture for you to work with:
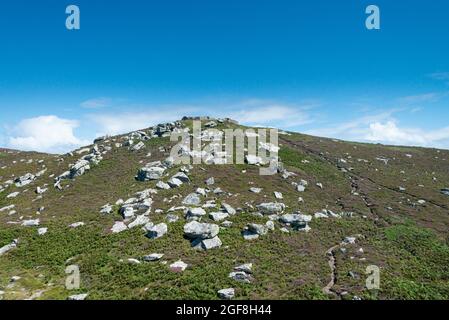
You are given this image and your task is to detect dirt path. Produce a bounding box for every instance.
[322,244,340,296]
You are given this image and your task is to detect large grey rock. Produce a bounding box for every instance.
[209,211,229,222]
[234,263,253,274]
[186,207,207,218]
[221,203,236,215]
[7,192,20,199]
[192,236,222,250]
[172,172,190,183]
[146,223,168,239]
[0,239,18,256]
[0,205,15,213]
[218,288,235,300]
[256,202,285,215]
[280,213,312,224]
[242,230,259,240]
[70,160,91,178]
[182,193,201,206]
[156,181,171,190]
[22,219,40,227]
[131,141,145,151]
[247,223,268,235]
[205,177,215,186]
[167,177,183,188]
[128,215,150,229]
[14,173,35,187]
[136,166,165,181]
[184,221,219,239]
[111,221,128,233]
[169,260,188,272]
[229,271,253,284]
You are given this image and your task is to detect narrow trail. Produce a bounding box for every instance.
[322,244,340,297]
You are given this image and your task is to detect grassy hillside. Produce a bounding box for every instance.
[0,119,448,300]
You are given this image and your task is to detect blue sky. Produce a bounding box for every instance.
[1,0,449,153]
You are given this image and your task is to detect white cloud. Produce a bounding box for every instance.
[81,97,111,109]
[7,115,88,154]
[397,93,440,105]
[305,108,449,149]
[364,121,449,148]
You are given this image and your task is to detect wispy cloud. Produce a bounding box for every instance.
[397,92,440,105]
[428,72,449,81]
[223,99,318,128]
[81,97,112,109]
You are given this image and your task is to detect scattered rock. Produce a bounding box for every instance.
[234,263,253,274]
[146,223,168,239]
[111,221,128,233]
[67,293,88,301]
[186,207,207,219]
[205,177,215,186]
[256,202,285,215]
[209,211,229,222]
[249,187,262,193]
[143,253,164,262]
[156,181,171,190]
[136,166,166,181]
[182,193,201,206]
[0,205,15,213]
[100,204,113,215]
[242,230,259,240]
[247,223,268,236]
[37,228,48,236]
[343,236,356,244]
[69,222,85,228]
[15,173,36,187]
[221,203,236,215]
[128,258,141,264]
[22,219,40,227]
[193,236,222,250]
[169,260,188,272]
[128,215,150,229]
[184,221,219,239]
[218,288,235,300]
[7,192,20,199]
[167,177,183,188]
[0,239,18,256]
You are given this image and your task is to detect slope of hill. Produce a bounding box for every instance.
[0,118,448,300]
